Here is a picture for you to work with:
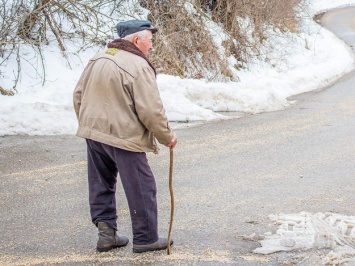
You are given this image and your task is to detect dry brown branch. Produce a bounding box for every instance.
[0,85,15,96]
[18,0,51,37]
[142,0,233,81]
[1,0,122,89]
[195,0,301,63]
[43,9,65,52]
[139,0,301,80]
[1,0,305,88]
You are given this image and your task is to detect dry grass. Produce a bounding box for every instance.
[0,0,304,91]
[202,0,302,64]
[143,1,233,81]
[144,0,302,80]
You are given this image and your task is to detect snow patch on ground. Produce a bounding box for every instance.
[253,212,355,265]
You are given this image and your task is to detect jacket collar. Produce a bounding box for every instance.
[107,39,156,76]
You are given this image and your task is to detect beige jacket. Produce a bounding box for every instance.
[73,48,173,153]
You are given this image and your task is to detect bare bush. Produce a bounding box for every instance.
[0,0,304,93]
[0,0,25,93]
[17,0,127,48]
[0,0,126,93]
[141,0,302,79]
[140,0,233,81]
[194,0,301,63]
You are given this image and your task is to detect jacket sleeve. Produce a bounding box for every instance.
[73,64,90,120]
[132,67,174,145]
[73,77,83,120]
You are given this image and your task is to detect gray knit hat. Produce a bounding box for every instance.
[116,19,158,38]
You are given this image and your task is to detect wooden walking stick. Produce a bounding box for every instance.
[167,147,174,255]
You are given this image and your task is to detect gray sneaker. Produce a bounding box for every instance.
[133,237,173,253]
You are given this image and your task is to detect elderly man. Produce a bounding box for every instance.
[73,19,177,253]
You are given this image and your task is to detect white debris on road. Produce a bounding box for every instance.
[253,212,355,265]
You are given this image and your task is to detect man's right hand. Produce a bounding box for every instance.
[167,133,177,149]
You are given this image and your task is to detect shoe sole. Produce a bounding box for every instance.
[133,242,173,253]
[97,242,129,252]
[97,246,115,252]
[133,246,168,253]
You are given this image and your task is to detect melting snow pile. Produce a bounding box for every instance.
[253,212,355,265]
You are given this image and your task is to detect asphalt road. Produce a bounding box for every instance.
[0,6,354,266]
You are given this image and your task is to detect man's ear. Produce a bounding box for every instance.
[133,36,139,45]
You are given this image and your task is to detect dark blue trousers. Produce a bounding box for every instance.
[86,139,158,245]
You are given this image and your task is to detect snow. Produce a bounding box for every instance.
[0,0,355,137]
[252,212,355,265]
[1,1,355,263]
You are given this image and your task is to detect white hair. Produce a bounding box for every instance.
[123,30,151,41]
